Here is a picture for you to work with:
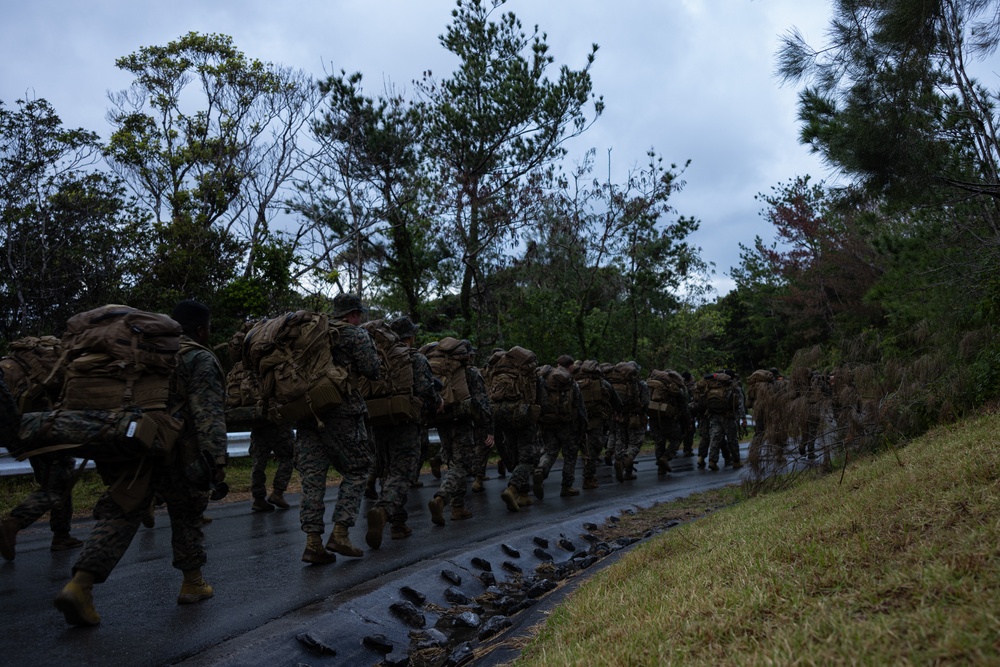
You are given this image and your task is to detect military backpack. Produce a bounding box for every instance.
[243,310,350,425]
[359,319,419,426]
[646,369,686,419]
[425,337,472,422]
[537,364,575,425]
[606,361,642,414]
[574,359,611,423]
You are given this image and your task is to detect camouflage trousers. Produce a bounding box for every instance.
[611,419,644,464]
[582,421,610,482]
[496,421,538,494]
[371,421,422,523]
[296,413,373,534]
[74,462,208,583]
[250,422,295,500]
[708,413,740,464]
[9,454,76,534]
[649,417,685,463]
[697,416,711,459]
[537,424,581,488]
[435,420,475,509]
[470,424,491,479]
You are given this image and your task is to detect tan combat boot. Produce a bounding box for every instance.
[54,570,101,626]
[656,457,672,475]
[582,477,599,490]
[560,485,580,497]
[516,493,533,507]
[471,475,485,493]
[302,532,336,564]
[450,507,473,521]
[326,523,363,558]
[390,522,412,540]
[251,498,275,512]
[366,507,388,549]
[51,532,84,551]
[428,496,447,526]
[177,569,214,605]
[266,490,290,509]
[500,486,520,512]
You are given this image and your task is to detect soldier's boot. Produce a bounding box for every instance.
[697,456,706,469]
[683,449,695,457]
[55,570,101,626]
[516,493,534,507]
[177,568,214,605]
[267,490,291,510]
[500,486,520,512]
[450,507,473,521]
[364,473,378,500]
[302,532,336,565]
[582,477,599,490]
[390,522,413,540]
[532,469,545,499]
[428,496,447,526]
[430,456,442,479]
[471,475,485,493]
[656,457,672,475]
[251,497,275,513]
[560,485,580,497]
[366,507,389,550]
[1,518,19,561]
[623,457,637,480]
[496,459,506,478]
[708,460,719,471]
[614,458,625,483]
[51,532,84,551]
[411,479,424,488]
[732,460,744,469]
[326,523,363,558]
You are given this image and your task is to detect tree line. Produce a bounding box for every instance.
[4,0,1000,448]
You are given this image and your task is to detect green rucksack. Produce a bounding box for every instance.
[360,319,419,426]
[646,369,686,418]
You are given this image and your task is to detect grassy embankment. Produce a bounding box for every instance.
[510,413,1000,666]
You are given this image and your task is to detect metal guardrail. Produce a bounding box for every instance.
[0,432,252,477]
[0,428,443,477]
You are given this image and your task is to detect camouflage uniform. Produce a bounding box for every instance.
[435,367,493,509]
[612,380,650,478]
[649,386,691,468]
[537,383,587,490]
[372,351,439,524]
[682,373,697,455]
[73,337,227,582]
[8,453,77,536]
[250,422,295,502]
[581,377,621,486]
[494,375,545,496]
[706,374,743,468]
[297,319,379,534]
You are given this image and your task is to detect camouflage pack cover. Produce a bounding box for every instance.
[244,310,350,424]
[607,361,641,413]
[58,305,181,411]
[0,336,63,412]
[359,319,419,426]
[573,359,611,421]
[647,369,685,418]
[425,337,472,422]
[538,364,575,425]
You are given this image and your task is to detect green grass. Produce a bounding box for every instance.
[513,414,1000,666]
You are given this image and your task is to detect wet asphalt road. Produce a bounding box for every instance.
[0,446,748,666]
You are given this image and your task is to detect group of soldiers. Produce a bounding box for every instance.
[0,293,765,628]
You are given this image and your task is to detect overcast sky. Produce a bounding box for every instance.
[1,0,838,295]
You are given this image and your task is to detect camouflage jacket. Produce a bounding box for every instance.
[331,319,380,416]
[175,337,228,466]
[467,366,494,435]
[412,352,441,421]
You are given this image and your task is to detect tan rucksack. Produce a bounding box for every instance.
[15,305,184,462]
[488,346,538,404]
[360,319,419,426]
[0,336,63,412]
[606,361,642,413]
[647,369,686,418]
[574,359,611,421]
[538,364,575,425]
[425,337,472,422]
[244,310,350,425]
